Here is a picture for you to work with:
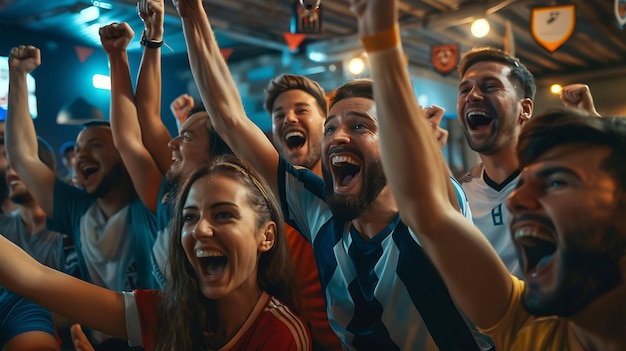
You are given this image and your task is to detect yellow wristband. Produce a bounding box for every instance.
[360,24,400,52]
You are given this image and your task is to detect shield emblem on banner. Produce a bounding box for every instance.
[531,4,576,53]
[430,44,459,75]
[616,0,626,28]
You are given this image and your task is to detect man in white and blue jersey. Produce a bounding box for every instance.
[175,3,490,349]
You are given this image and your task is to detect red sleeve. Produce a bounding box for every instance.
[134,289,161,351]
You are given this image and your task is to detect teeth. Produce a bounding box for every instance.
[285,131,305,140]
[331,155,359,166]
[467,111,488,118]
[514,227,553,242]
[196,249,225,258]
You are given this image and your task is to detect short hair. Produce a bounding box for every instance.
[458,47,536,100]
[81,120,111,129]
[518,108,626,191]
[177,101,232,158]
[329,79,373,110]
[37,137,56,172]
[264,74,328,116]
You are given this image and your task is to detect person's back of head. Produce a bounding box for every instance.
[264,74,328,116]
[458,47,536,101]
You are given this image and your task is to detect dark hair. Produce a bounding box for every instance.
[80,120,111,129]
[264,74,328,116]
[458,47,536,100]
[518,108,626,191]
[329,79,373,110]
[186,101,233,158]
[156,155,299,351]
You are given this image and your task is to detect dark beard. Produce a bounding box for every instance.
[89,161,127,198]
[10,191,34,205]
[322,158,387,222]
[522,242,622,317]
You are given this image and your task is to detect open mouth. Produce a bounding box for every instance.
[466,111,494,130]
[78,163,99,179]
[284,131,306,149]
[331,155,361,187]
[196,249,228,276]
[515,228,557,275]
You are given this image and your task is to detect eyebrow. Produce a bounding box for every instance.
[273,102,311,114]
[324,111,375,126]
[533,165,580,180]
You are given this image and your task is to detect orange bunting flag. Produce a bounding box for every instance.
[75,46,95,63]
[220,48,234,61]
[283,33,307,52]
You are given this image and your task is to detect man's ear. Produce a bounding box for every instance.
[519,98,534,124]
[258,222,276,253]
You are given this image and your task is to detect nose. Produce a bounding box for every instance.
[192,218,214,240]
[506,179,540,214]
[328,124,350,146]
[5,165,17,182]
[283,110,298,125]
[465,85,484,103]
[168,136,180,150]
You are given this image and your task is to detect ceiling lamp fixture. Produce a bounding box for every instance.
[550,84,563,94]
[347,53,367,76]
[471,18,490,38]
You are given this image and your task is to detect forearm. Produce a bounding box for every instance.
[0,234,128,339]
[109,51,140,151]
[136,45,171,174]
[6,71,38,164]
[181,9,280,192]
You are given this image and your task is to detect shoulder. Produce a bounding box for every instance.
[458,163,484,185]
[256,296,311,350]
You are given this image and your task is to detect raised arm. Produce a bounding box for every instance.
[100,22,162,212]
[351,0,513,329]
[6,46,56,215]
[135,0,174,174]
[0,234,126,339]
[173,0,280,194]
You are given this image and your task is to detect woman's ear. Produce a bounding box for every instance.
[258,222,276,253]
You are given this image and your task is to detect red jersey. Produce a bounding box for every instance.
[133,290,311,351]
[285,224,342,350]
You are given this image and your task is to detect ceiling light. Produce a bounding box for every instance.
[92,1,113,10]
[347,55,366,76]
[79,6,100,23]
[92,74,110,90]
[471,18,490,38]
[550,84,562,94]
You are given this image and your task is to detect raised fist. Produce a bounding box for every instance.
[424,105,448,149]
[170,93,194,128]
[8,45,41,74]
[560,84,600,117]
[99,22,134,54]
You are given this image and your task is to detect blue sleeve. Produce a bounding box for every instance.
[0,290,55,348]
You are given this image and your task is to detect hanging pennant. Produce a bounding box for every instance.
[430,44,459,75]
[283,33,307,52]
[291,2,322,34]
[530,4,576,53]
[616,0,626,29]
[75,46,95,63]
[220,48,234,61]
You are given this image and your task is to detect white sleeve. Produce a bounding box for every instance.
[123,291,144,347]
